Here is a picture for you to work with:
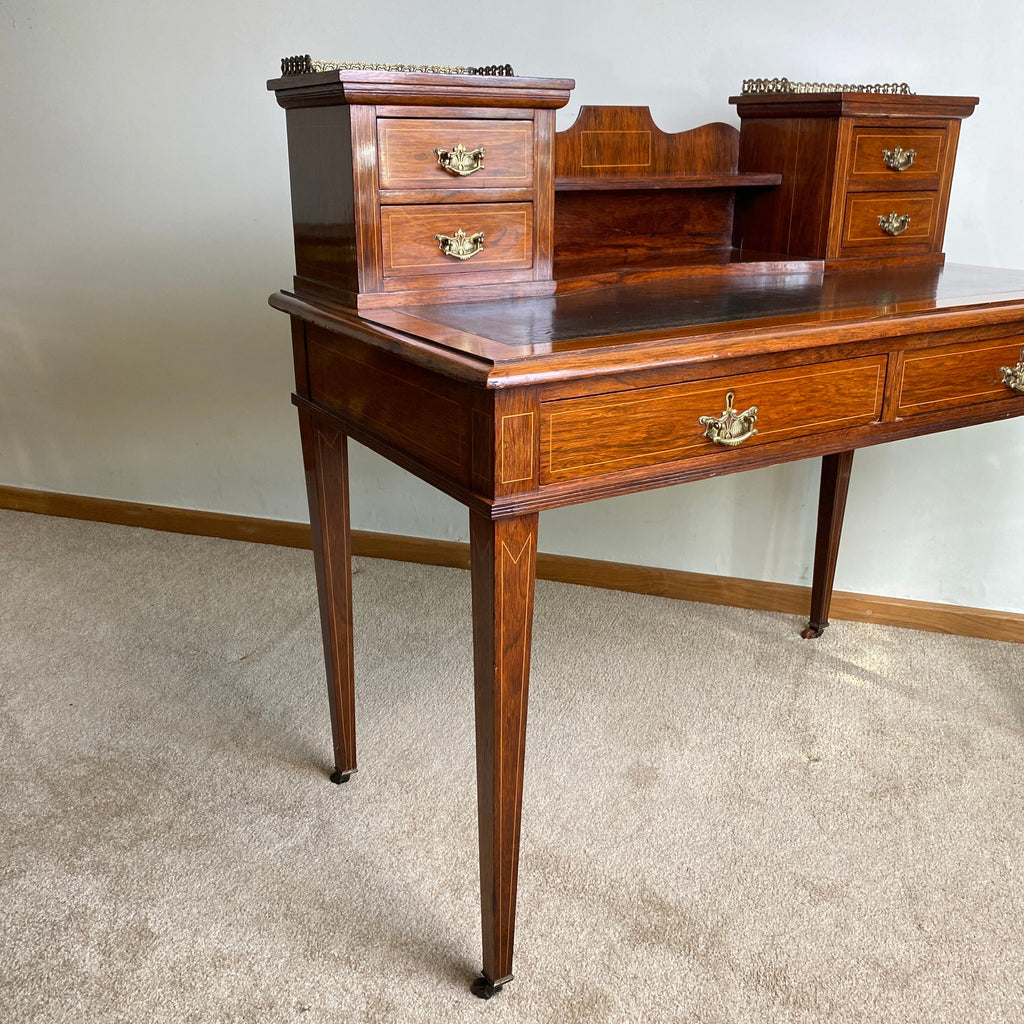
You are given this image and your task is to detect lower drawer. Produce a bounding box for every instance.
[380,202,533,278]
[896,337,1024,416]
[839,191,939,254]
[541,355,887,483]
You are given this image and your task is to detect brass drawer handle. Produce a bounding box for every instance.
[1001,348,1024,393]
[878,212,911,236]
[699,391,759,447]
[882,146,916,172]
[433,144,485,176]
[435,229,485,260]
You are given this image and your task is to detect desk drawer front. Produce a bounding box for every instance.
[381,203,534,277]
[541,356,886,482]
[847,127,948,188]
[897,338,1024,416]
[839,191,939,254]
[378,118,534,189]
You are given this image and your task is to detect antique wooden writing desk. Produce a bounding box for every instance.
[269,64,1024,997]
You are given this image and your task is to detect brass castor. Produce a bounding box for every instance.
[470,973,511,999]
[800,621,828,639]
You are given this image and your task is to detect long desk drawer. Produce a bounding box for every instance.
[541,356,886,483]
[896,337,1024,416]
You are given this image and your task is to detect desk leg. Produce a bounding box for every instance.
[469,511,538,999]
[298,409,357,784]
[802,449,854,639]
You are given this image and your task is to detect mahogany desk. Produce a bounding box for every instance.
[272,262,1024,996]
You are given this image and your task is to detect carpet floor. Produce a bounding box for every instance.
[1,508,1022,1023]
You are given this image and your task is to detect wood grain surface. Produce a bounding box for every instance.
[540,355,885,482]
[470,511,538,987]
[378,117,534,190]
[847,126,947,186]
[381,202,534,276]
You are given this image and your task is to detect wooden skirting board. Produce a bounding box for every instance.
[1,483,1020,644]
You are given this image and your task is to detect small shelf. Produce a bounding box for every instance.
[553,247,822,293]
[554,172,782,191]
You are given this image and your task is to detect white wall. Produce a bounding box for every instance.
[2,0,1023,612]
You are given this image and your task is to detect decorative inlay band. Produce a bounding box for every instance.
[501,412,535,484]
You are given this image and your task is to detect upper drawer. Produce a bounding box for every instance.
[540,356,886,483]
[845,127,949,188]
[377,118,534,190]
[380,202,534,278]
[896,337,1024,417]
[839,191,940,255]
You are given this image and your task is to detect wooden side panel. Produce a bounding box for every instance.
[541,356,886,482]
[305,324,474,486]
[931,119,962,254]
[733,116,839,258]
[824,118,855,259]
[532,108,556,282]
[285,104,359,299]
[351,105,383,294]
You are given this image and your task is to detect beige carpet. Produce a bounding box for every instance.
[1,508,1022,1023]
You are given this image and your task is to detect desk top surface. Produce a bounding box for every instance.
[275,263,1024,384]
[382,264,1024,353]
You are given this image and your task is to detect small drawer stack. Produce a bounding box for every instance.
[837,121,954,257]
[269,68,574,310]
[730,91,978,267]
[377,117,535,282]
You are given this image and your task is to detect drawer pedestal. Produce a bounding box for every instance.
[271,70,574,310]
[731,92,977,267]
